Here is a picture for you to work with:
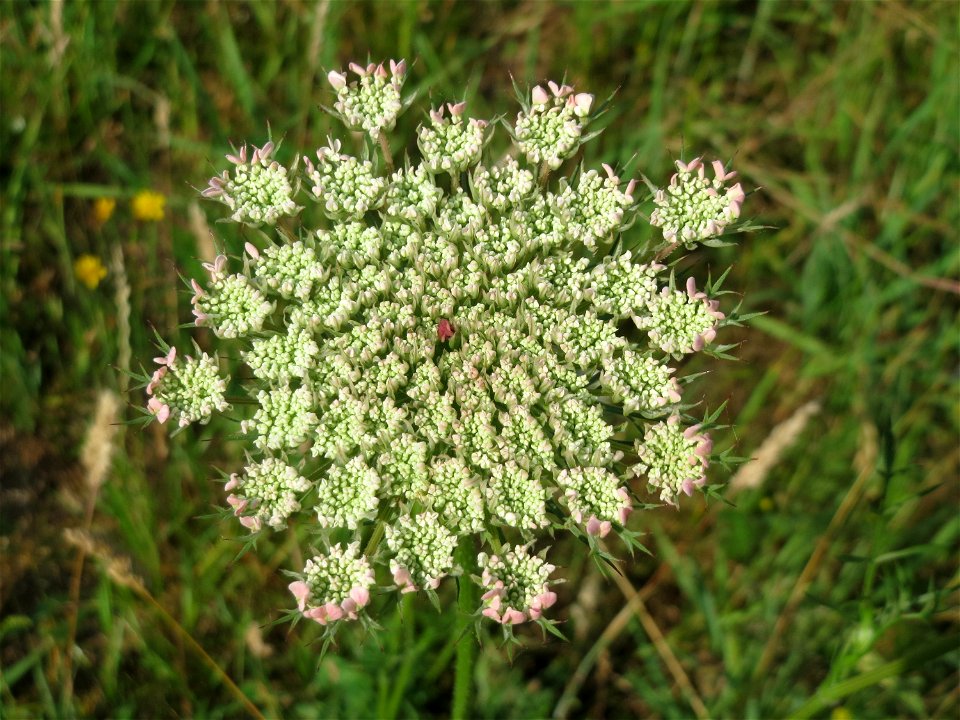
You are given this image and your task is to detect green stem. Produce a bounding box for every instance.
[653,240,680,262]
[384,595,416,720]
[378,131,395,174]
[538,162,551,188]
[451,538,477,720]
[364,520,386,556]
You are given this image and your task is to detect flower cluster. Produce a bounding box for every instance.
[314,457,380,529]
[387,512,458,593]
[191,256,275,339]
[479,546,557,625]
[203,142,299,226]
[305,140,386,219]
[225,458,311,532]
[557,467,632,538]
[419,102,488,174]
[639,277,726,356]
[634,415,713,505]
[515,81,593,169]
[556,165,636,250]
[328,60,406,137]
[650,157,745,247]
[601,350,681,414]
[142,60,751,634]
[289,543,375,625]
[146,347,229,427]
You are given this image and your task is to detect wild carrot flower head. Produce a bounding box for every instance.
[515,81,593,170]
[649,157,745,247]
[634,415,713,505]
[145,346,229,427]
[289,542,375,625]
[637,277,726,356]
[141,60,752,636]
[419,102,488,174]
[479,546,557,625]
[387,512,458,592]
[203,142,300,226]
[328,59,406,137]
[225,458,311,532]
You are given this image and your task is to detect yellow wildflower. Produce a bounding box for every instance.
[93,197,116,225]
[75,254,108,289]
[131,190,166,222]
[831,708,854,720]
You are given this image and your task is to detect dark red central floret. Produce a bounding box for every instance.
[437,319,456,342]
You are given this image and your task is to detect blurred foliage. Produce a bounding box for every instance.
[1,1,957,718]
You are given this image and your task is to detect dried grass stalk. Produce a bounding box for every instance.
[729,399,821,495]
[80,391,120,494]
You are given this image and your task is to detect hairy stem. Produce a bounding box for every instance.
[538,161,551,188]
[364,519,386,556]
[452,537,478,720]
[653,240,680,262]
[378,131,394,174]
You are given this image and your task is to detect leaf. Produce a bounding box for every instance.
[578,127,606,145]
[537,618,569,642]
[700,237,738,248]
[400,89,421,113]
[509,73,530,112]
[701,400,729,427]
[497,116,518,142]
[424,586,442,613]
[316,631,336,669]
[707,266,733,294]
[617,528,652,558]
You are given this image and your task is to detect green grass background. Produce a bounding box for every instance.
[2,1,958,718]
